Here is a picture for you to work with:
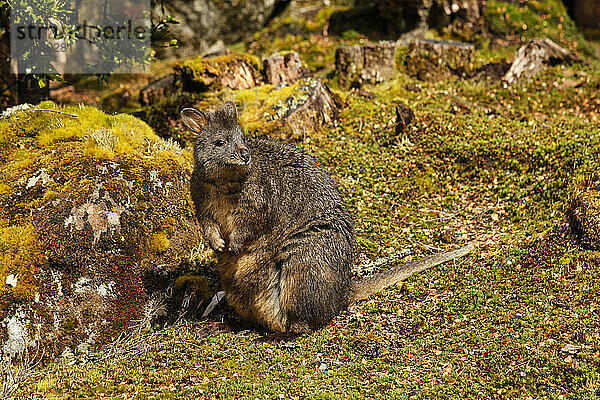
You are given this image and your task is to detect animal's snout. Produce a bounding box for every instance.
[239,148,250,164]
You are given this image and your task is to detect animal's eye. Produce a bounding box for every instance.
[214,139,227,147]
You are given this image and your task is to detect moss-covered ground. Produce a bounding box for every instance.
[9,0,600,398]
[13,57,600,398]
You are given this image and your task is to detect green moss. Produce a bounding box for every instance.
[484,0,593,55]
[0,102,187,162]
[245,5,365,73]
[403,40,474,82]
[234,80,307,136]
[0,224,43,306]
[100,87,140,114]
[151,231,170,253]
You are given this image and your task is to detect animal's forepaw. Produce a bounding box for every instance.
[205,226,225,252]
[212,236,226,252]
[207,230,225,251]
[227,238,243,255]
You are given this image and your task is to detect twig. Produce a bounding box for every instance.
[1,340,45,398]
[173,341,204,350]
[416,241,443,252]
[267,361,283,372]
[419,208,455,217]
[410,213,459,226]
[30,108,78,118]
[435,91,498,114]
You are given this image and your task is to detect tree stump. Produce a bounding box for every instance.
[177,53,262,92]
[263,52,306,87]
[139,74,178,106]
[567,186,600,250]
[335,42,396,90]
[267,78,343,141]
[502,38,583,85]
[404,39,474,81]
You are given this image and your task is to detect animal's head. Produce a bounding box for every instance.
[181,101,251,182]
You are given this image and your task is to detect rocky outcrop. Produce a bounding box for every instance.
[153,0,290,58]
[0,103,214,359]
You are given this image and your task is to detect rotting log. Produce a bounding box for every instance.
[139,74,178,106]
[502,38,583,85]
[335,42,396,90]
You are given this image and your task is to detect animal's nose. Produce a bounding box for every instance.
[239,148,250,163]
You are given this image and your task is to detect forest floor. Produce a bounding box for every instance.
[13,57,600,399]
[8,2,600,398]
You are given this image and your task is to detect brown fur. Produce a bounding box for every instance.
[182,102,473,333]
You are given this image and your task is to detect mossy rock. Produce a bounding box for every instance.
[567,187,600,250]
[0,103,213,358]
[484,0,592,54]
[176,53,263,92]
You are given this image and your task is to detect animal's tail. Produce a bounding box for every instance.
[348,243,474,303]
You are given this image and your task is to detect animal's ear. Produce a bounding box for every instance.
[222,101,238,120]
[180,108,209,134]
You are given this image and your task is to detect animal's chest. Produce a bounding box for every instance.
[203,186,238,238]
